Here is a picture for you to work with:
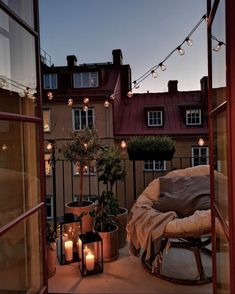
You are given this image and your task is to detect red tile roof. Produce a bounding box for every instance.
[114,91,208,137]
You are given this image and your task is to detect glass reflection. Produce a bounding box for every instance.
[0,212,43,293]
[0,120,41,227]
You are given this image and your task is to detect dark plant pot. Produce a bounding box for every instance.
[127,148,175,161]
[65,200,94,233]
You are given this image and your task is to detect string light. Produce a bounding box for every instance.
[121,140,127,148]
[133,81,140,89]
[211,35,226,52]
[177,46,185,56]
[110,94,115,100]
[83,105,88,112]
[83,97,89,104]
[159,63,166,71]
[67,98,73,106]
[2,144,7,151]
[104,100,110,108]
[0,77,7,88]
[127,91,133,98]
[186,37,193,46]
[47,92,53,100]
[151,70,158,78]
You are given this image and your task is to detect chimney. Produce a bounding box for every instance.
[200,76,208,108]
[66,55,77,67]
[168,80,178,93]
[112,49,123,66]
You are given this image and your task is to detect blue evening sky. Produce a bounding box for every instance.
[39,0,207,93]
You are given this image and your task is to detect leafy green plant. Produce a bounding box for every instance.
[46,222,57,245]
[62,128,102,207]
[127,135,175,160]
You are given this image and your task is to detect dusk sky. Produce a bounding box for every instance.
[39,0,207,93]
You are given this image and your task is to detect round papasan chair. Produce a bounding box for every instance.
[126,165,212,285]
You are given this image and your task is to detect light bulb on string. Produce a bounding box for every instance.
[83,97,89,104]
[151,70,158,78]
[67,98,73,106]
[186,37,193,46]
[2,144,7,151]
[19,90,25,97]
[104,100,110,108]
[213,42,224,52]
[159,63,166,71]
[110,94,115,100]
[127,91,133,98]
[47,92,53,100]
[177,46,185,56]
[0,78,6,88]
[83,105,88,112]
[133,81,140,89]
[121,140,127,148]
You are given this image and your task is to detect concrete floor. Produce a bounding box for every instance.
[48,243,212,294]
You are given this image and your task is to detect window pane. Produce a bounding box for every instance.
[0,120,40,227]
[0,211,43,292]
[2,0,34,28]
[215,218,230,294]
[0,9,37,116]
[74,72,98,88]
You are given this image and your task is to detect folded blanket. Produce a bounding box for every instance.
[126,202,177,260]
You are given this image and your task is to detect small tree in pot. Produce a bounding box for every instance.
[63,127,102,232]
[96,146,128,248]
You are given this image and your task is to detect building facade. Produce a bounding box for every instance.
[41,51,209,222]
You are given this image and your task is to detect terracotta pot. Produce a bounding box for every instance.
[97,224,119,262]
[47,242,56,278]
[116,207,128,248]
[65,200,94,233]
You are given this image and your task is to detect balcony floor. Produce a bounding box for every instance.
[48,243,212,294]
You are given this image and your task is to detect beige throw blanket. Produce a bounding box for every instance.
[126,202,177,260]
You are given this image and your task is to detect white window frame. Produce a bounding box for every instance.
[46,195,53,220]
[72,108,94,130]
[147,110,163,127]
[43,73,58,89]
[73,72,99,88]
[191,146,209,167]
[43,109,51,132]
[73,161,96,176]
[45,153,52,176]
[144,160,166,171]
[186,109,202,125]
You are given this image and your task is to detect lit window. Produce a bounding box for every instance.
[45,153,52,176]
[186,109,202,125]
[72,108,94,130]
[43,109,51,132]
[43,74,57,89]
[192,146,209,166]
[144,160,166,171]
[73,161,96,176]
[46,195,53,219]
[147,111,163,126]
[73,72,99,88]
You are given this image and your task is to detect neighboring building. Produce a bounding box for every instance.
[41,50,209,218]
[0,1,47,293]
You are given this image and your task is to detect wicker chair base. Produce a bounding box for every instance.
[141,237,212,285]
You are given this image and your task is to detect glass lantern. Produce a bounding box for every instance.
[57,213,82,265]
[78,231,103,276]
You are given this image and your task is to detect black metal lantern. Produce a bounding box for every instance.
[57,213,82,265]
[78,231,103,276]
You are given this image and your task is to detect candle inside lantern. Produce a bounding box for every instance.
[77,238,82,259]
[86,252,94,271]
[64,240,73,262]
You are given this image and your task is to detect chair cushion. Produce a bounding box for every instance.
[153,175,210,218]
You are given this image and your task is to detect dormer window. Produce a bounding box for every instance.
[186,109,202,125]
[147,110,163,127]
[43,74,57,89]
[73,72,99,88]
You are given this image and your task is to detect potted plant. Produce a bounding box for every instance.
[96,146,128,248]
[90,191,119,261]
[127,135,175,161]
[46,222,57,278]
[63,128,102,232]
